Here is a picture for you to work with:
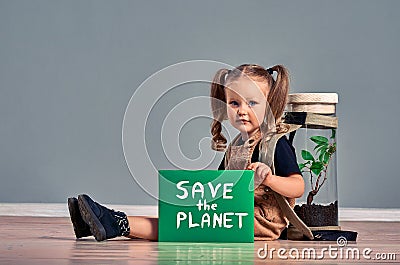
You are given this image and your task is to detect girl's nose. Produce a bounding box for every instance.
[237,105,247,115]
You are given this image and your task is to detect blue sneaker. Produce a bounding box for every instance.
[68,197,92,238]
[77,194,130,241]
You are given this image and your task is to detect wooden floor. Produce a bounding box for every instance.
[0,217,399,264]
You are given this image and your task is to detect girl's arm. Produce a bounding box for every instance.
[247,162,305,199]
[264,173,304,198]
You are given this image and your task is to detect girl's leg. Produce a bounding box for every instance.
[72,194,158,241]
[126,216,158,241]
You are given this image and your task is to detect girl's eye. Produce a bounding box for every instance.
[229,101,239,106]
[248,101,257,107]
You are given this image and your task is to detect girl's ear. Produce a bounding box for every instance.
[210,68,230,151]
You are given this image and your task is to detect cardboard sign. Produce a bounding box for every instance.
[158,170,254,242]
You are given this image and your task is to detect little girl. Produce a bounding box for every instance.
[68,63,304,241]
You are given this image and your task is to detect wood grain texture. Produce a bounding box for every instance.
[0,217,399,264]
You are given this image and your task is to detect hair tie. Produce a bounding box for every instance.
[224,69,231,83]
[266,68,274,75]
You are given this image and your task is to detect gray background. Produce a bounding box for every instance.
[1,0,399,208]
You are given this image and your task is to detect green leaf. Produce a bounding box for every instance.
[319,152,330,164]
[310,161,324,169]
[310,136,328,145]
[301,150,315,161]
[316,146,328,156]
[314,142,328,151]
[318,152,324,163]
[298,163,306,171]
[310,161,324,176]
[331,129,336,139]
[311,167,323,176]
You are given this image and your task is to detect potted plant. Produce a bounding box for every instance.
[294,129,338,227]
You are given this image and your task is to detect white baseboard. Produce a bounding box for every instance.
[339,208,400,222]
[0,203,158,217]
[0,203,399,222]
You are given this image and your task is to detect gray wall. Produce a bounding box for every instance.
[1,0,399,208]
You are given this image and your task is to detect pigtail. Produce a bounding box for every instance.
[267,65,290,133]
[210,68,229,151]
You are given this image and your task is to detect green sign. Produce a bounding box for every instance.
[158,170,254,242]
[157,242,254,264]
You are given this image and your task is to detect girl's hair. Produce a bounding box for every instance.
[210,64,290,151]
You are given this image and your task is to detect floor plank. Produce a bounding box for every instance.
[0,217,399,264]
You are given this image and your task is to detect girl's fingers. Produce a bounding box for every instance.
[256,165,264,178]
[254,164,271,179]
[260,167,271,179]
[247,163,254,170]
[247,162,260,170]
[248,162,271,178]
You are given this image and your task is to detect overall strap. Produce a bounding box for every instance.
[259,124,314,240]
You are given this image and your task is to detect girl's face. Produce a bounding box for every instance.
[225,76,269,141]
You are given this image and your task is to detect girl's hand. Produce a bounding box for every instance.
[247,162,272,187]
